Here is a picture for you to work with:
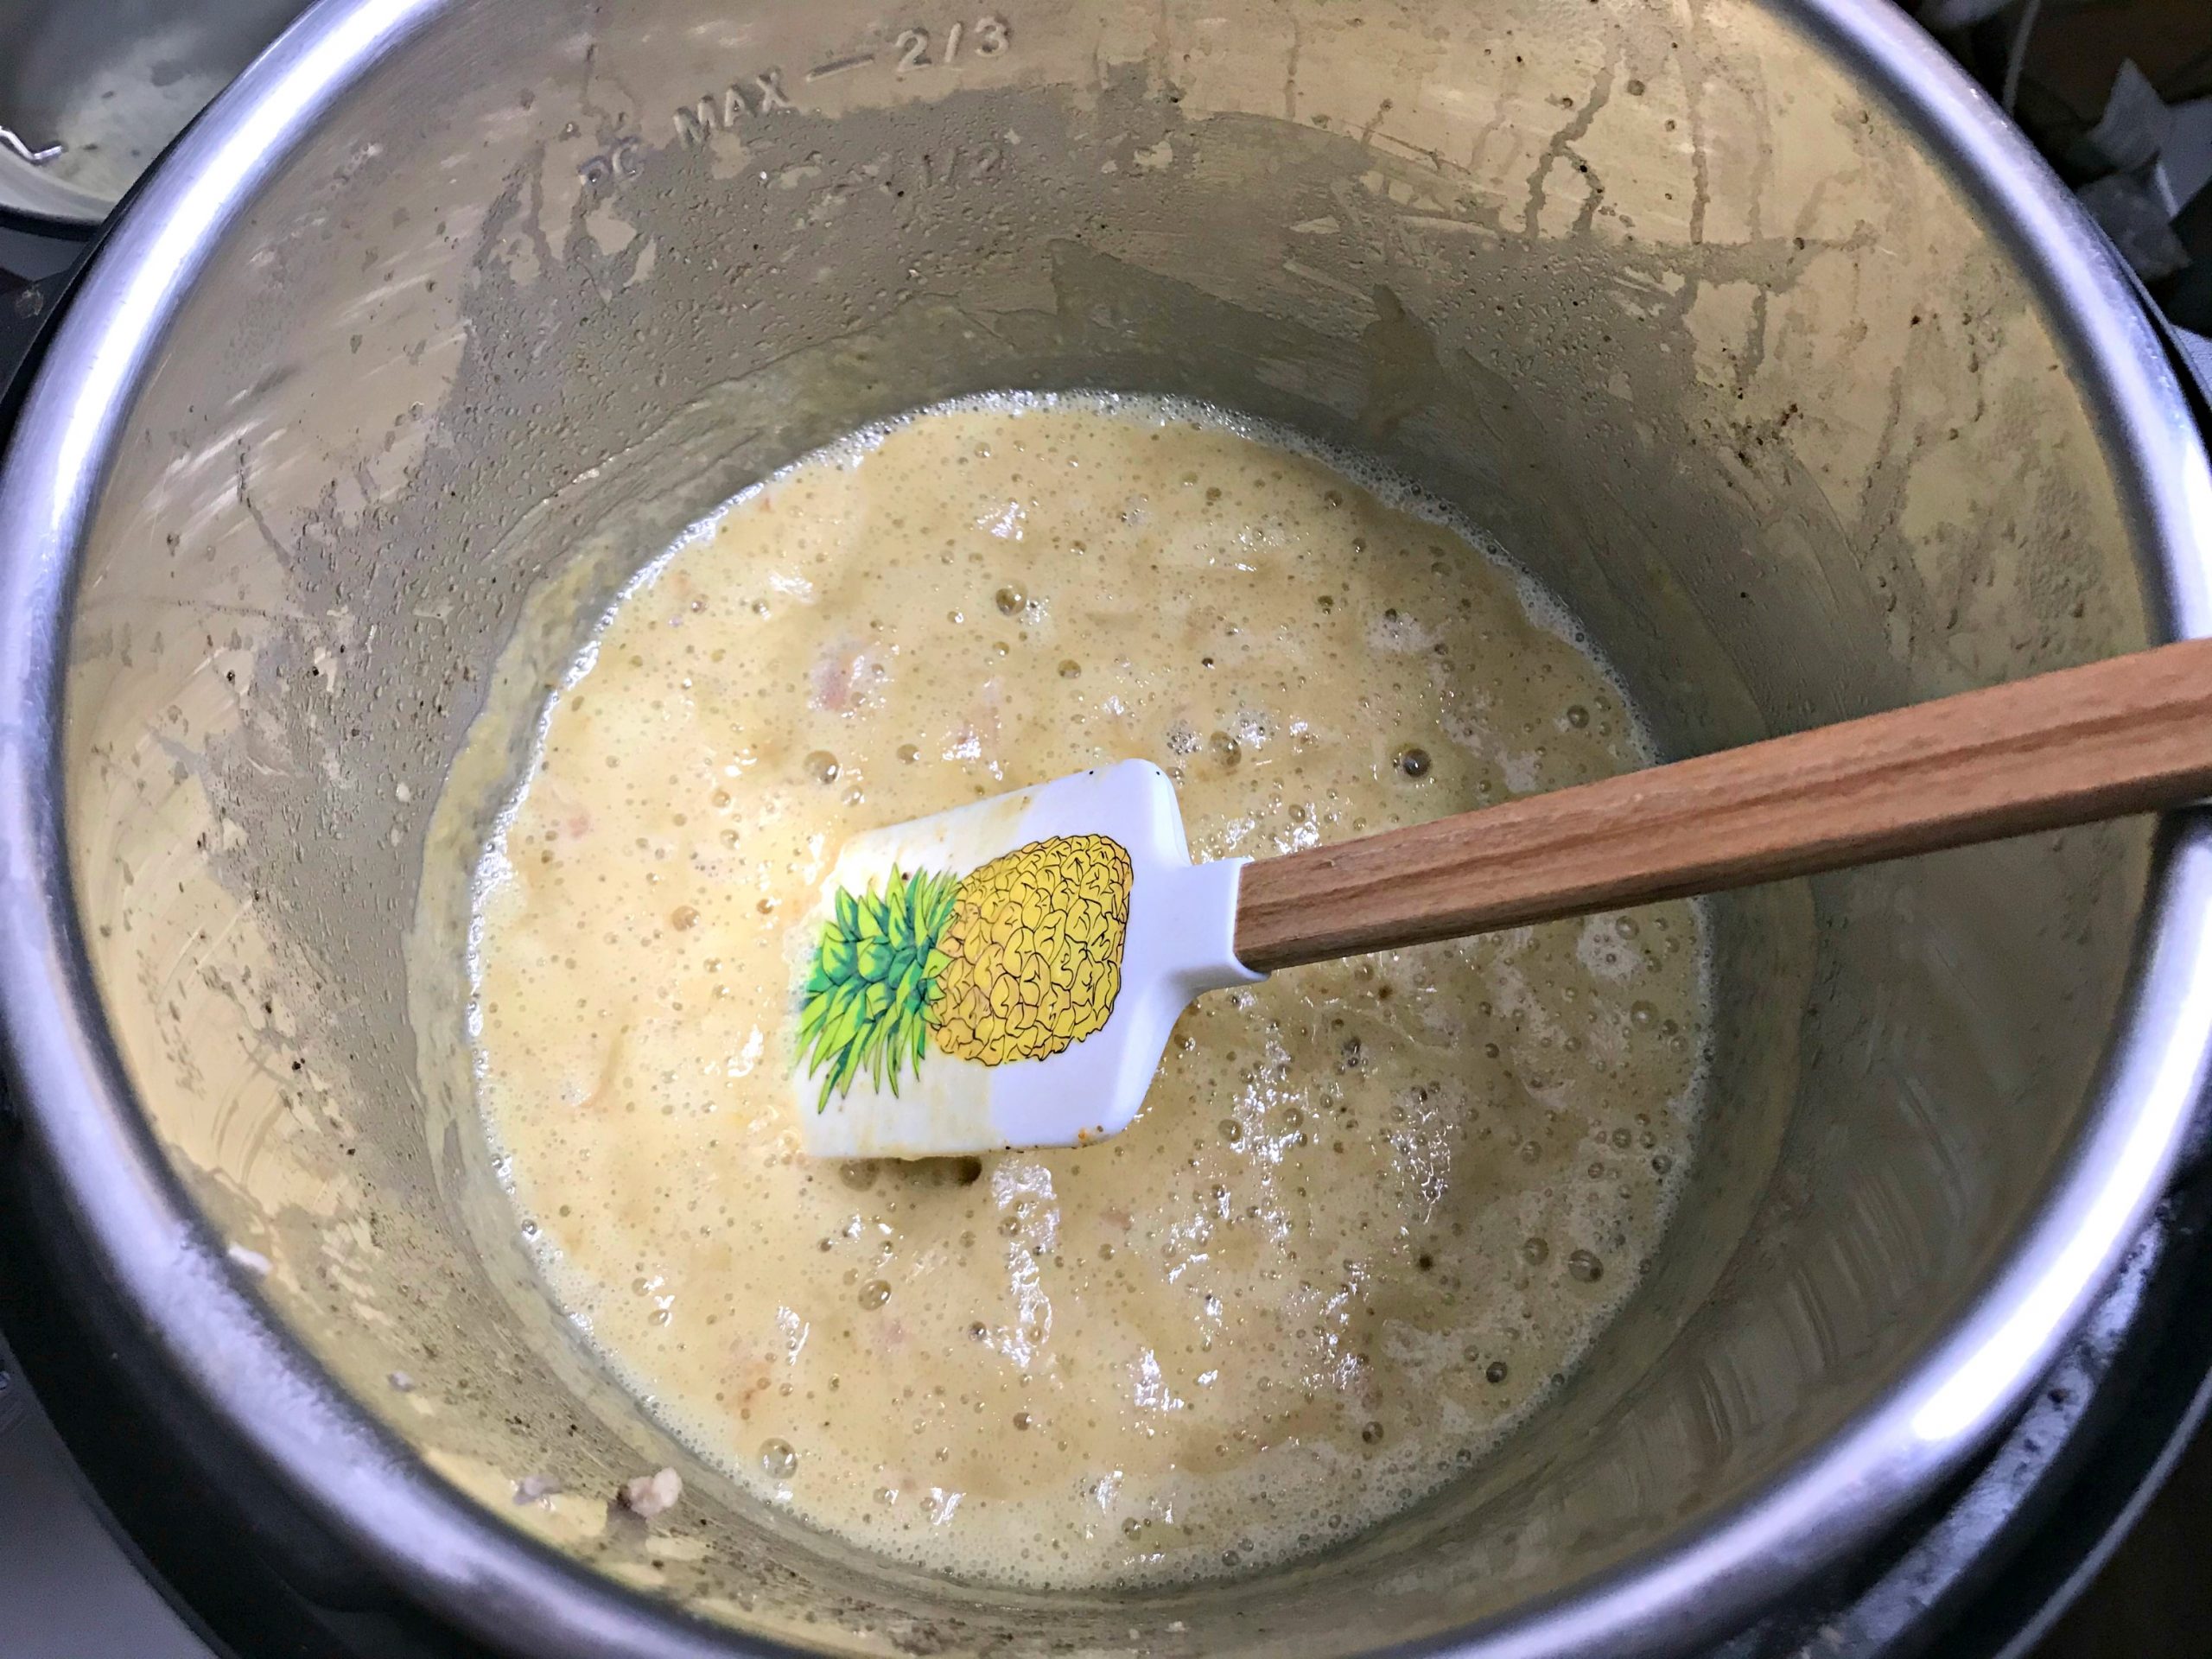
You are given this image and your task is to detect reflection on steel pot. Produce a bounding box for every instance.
[3,0,2211,1655]
[0,0,309,221]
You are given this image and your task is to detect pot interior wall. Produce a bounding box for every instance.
[59,0,2157,1650]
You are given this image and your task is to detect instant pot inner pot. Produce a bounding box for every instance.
[57,0,2158,1650]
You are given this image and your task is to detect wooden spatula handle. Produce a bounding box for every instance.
[1234,636,2212,973]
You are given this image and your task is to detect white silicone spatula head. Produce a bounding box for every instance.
[790,760,1260,1159]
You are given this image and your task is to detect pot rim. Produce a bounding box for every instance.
[3,2,2210,1656]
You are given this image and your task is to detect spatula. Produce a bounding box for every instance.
[789,635,2212,1159]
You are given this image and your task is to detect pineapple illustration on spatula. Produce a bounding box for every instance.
[790,760,1259,1158]
[799,832,1134,1103]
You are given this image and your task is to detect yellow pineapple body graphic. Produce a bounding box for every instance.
[798,834,1134,1108]
[928,836,1132,1066]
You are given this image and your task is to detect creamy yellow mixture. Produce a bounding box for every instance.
[469,397,1707,1589]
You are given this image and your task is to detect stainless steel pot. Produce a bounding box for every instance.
[3,1,2211,1655]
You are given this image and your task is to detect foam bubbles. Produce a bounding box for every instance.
[463,393,1713,1592]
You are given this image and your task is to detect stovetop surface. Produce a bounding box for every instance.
[0,1359,213,1658]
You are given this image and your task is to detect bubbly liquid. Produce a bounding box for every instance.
[469,396,1708,1589]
